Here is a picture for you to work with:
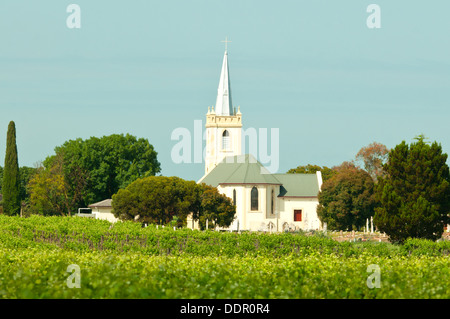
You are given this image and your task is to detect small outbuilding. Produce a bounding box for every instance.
[88,199,118,223]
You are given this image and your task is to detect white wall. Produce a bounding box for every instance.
[91,207,118,223]
[217,184,321,232]
[278,197,321,231]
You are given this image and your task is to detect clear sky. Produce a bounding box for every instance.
[1,0,450,182]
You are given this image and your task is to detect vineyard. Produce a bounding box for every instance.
[0,215,449,298]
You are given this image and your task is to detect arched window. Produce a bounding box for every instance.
[233,189,236,206]
[251,187,258,211]
[271,189,274,215]
[222,130,230,150]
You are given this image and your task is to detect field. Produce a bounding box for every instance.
[0,215,449,299]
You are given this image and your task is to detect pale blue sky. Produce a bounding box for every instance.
[1,1,450,181]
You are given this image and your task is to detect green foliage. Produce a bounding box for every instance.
[374,137,450,243]
[112,177,235,228]
[112,176,200,225]
[0,249,448,298]
[2,215,449,258]
[3,121,21,215]
[287,164,336,182]
[0,215,448,299]
[28,134,160,215]
[197,184,236,230]
[0,166,37,204]
[0,166,3,193]
[317,166,376,231]
[27,160,73,216]
[19,166,37,202]
[53,134,161,204]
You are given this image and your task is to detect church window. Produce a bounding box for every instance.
[222,130,230,150]
[233,189,236,206]
[271,189,274,215]
[251,187,258,211]
[294,210,302,222]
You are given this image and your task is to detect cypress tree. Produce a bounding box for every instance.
[374,136,450,243]
[3,121,21,215]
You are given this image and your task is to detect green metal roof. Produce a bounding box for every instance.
[199,154,320,197]
[273,174,320,197]
[199,154,281,187]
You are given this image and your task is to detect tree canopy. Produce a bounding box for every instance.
[374,136,450,243]
[28,154,79,216]
[112,176,235,228]
[196,184,236,230]
[28,134,160,215]
[112,176,199,225]
[355,142,390,182]
[317,165,376,231]
[287,164,336,182]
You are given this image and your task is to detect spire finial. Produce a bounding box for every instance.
[221,36,232,51]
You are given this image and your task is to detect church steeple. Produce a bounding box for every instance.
[204,43,242,175]
[215,50,233,116]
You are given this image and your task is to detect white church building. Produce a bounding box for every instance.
[190,48,323,232]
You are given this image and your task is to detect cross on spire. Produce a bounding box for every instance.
[221,36,232,51]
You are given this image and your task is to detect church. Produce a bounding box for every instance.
[189,47,323,232]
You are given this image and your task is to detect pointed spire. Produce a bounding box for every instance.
[215,50,233,116]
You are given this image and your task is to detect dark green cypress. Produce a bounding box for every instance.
[374,136,450,243]
[3,121,21,215]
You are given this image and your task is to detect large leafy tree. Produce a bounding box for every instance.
[374,136,450,243]
[38,134,160,213]
[317,165,376,231]
[112,177,235,228]
[355,142,390,182]
[3,121,21,215]
[28,154,85,216]
[27,134,160,216]
[196,184,236,230]
[112,176,200,226]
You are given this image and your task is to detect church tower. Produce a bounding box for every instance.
[204,49,242,174]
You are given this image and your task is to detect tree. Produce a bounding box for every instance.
[0,166,36,201]
[374,136,450,243]
[112,176,235,228]
[3,121,21,215]
[112,176,200,226]
[19,166,37,203]
[287,164,336,182]
[35,133,160,214]
[28,154,84,216]
[197,184,236,230]
[0,166,3,192]
[317,165,376,231]
[332,161,357,172]
[355,142,389,182]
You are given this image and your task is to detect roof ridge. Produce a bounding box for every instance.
[88,198,112,207]
[223,155,246,183]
